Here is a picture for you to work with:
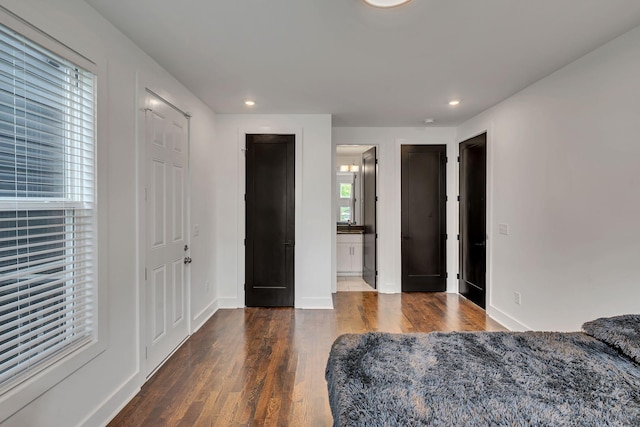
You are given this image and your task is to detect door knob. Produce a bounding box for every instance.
[184,256,192,264]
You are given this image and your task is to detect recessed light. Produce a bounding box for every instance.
[448,100,461,106]
[244,100,255,106]
[363,0,412,8]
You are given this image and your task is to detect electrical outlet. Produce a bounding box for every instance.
[514,292,522,305]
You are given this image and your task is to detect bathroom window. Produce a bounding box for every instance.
[339,183,352,199]
[337,173,356,224]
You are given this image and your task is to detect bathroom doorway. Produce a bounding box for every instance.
[335,145,377,292]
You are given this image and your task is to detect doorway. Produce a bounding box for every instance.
[143,90,190,377]
[335,145,377,292]
[400,144,447,292]
[459,133,487,308]
[245,134,295,307]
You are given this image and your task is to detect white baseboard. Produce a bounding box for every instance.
[192,298,220,333]
[487,305,532,331]
[377,282,399,294]
[218,297,241,309]
[298,297,334,309]
[79,371,141,427]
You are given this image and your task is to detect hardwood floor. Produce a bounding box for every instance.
[108,292,505,426]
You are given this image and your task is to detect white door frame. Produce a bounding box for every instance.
[332,143,379,293]
[236,127,303,308]
[136,80,192,379]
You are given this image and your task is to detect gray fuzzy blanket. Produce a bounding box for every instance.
[326,315,640,426]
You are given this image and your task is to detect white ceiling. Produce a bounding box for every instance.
[85,0,640,127]
[337,145,374,156]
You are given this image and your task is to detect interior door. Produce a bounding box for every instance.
[144,91,189,376]
[245,134,295,307]
[401,145,447,292]
[362,147,377,289]
[459,133,487,308]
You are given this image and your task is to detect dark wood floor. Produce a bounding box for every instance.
[108,292,504,426]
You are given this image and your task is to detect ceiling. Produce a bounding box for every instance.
[85,0,640,127]
[337,145,374,156]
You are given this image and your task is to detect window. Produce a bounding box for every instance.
[0,23,96,394]
[339,207,351,222]
[339,183,351,199]
[337,173,356,224]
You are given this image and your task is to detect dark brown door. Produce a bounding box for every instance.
[401,145,447,292]
[245,134,295,307]
[362,147,377,289]
[459,133,486,308]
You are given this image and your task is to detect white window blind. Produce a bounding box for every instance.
[0,23,96,392]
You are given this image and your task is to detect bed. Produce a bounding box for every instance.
[325,315,640,426]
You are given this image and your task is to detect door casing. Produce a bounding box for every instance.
[459,133,487,308]
[400,144,447,292]
[244,134,295,307]
[237,128,303,308]
[136,86,192,379]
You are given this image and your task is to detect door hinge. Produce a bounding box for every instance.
[375,233,378,239]
[375,159,379,164]
[445,272,449,278]
[375,196,378,202]
[244,193,247,201]
[457,235,460,241]
[457,273,460,279]
[457,156,460,162]
[446,156,448,163]
[445,195,448,202]
[445,234,448,240]
[457,195,460,202]
[244,238,246,246]
[244,283,246,291]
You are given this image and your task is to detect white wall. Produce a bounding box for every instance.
[332,127,457,294]
[0,0,217,425]
[214,114,334,309]
[457,25,640,332]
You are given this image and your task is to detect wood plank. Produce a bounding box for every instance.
[108,292,505,426]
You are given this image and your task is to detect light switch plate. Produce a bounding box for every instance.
[499,223,509,236]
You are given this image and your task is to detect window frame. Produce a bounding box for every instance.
[336,172,356,224]
[0,11,106,423]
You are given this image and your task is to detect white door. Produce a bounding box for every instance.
[144,92,189,376]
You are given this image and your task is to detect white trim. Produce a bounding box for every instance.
[191,299,220,333]
[0,9,106,421]
[394,137,454,293]
[218,297,241,309]
[0,6,95,72]
[236,127,303,308]
[487,305,531,332]
[78,372,140,427]
[455,125,493,310]
[299,297,333,310]
[332,141,381,294]
[135,74,192,381]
